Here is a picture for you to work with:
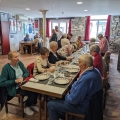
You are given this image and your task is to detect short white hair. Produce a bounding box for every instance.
[79,54,93,67]
[62,33,67,38]
[90,44,100,53]
[50,41,57,48]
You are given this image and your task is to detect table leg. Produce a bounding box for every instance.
[38,94,41,120]
[21,44,24,54]
[31,45,32,55]
[44,95,47,120]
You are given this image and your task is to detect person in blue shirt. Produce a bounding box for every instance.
[24,34,30,42]
[47,54,102,120]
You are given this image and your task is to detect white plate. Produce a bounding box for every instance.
[35,73,50,80]
[54,78,69,84]
[66,68,79,73]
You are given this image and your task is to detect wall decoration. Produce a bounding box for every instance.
[17,21,22,31]
[9,19,17,34]
[28,24,32,33]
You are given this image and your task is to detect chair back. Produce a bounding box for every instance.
[27,63,34,76]
[0,87,7,111]
[84,89,103,120]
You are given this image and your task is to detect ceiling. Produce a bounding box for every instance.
[0,0,120,18]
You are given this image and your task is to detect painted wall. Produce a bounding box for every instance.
[9,21,37,51]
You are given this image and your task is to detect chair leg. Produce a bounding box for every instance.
[18,98,20,103]
[5,102,8,113]
[20,96,24,118]
[66,113,68,120]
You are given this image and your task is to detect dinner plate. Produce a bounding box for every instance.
[35,73,50,80]
[54,78,69,85]
[66,68,79,73]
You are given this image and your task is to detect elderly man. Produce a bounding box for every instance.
[55,26,63,41]
[50,29,57,42]
[61,33,70,47]
[48,41,71,64]
[90,44,103,76]
[47,54,102,120]
[24,34,30,42]
[98,34,108,56]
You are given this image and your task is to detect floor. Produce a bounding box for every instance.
[0,53,120,120]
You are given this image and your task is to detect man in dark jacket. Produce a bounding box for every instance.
[50,29,57,42]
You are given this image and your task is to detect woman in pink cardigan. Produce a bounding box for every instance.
[98,34,108,56]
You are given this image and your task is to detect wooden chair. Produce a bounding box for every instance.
[66,112,85,120]
[102,76,109,109]
[66,90,103,120]
[5,94,24,118]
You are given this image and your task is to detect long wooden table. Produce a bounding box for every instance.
[22,73,78,120]
[20,41,34,55]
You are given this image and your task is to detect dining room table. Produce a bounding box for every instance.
[20,41,34,55]
[21,46,89,120]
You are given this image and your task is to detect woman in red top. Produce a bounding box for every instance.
[90,44,103,76]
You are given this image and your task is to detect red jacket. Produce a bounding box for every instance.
[94,53,103,76]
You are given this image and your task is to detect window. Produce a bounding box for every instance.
[90,15,107,39]
[90,20,107,39]
[50,20,69,36]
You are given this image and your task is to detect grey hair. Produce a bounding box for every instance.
[62,33,67,38]
[8,51,18,60]
[50,41,57,48]
[90,44,100,53]
[90,38,96,42]
[79,54,93,67]
[97,34,103,38]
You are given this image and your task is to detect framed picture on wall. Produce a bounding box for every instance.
[9,19,17,34]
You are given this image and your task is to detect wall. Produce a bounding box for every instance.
[9,20,37,51]
[71,17,86,42]
[110,15,120,53]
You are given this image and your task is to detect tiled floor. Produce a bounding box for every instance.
[0,53,120,120]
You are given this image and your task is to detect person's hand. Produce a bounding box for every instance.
[48,68,55,73]
[66,57,72,61]
[15,77,24,84]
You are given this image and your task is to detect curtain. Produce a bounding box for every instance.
[105,15,111,42]
[85,16,90,41]
[68,19,71,34]
[46,19,50,37]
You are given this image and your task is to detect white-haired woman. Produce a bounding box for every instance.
[61,33,70,47]
[48,41,72,64]
[57,45,74,57]
[90,44,103,76]
[0,51,38,116]
[47,54,102,120]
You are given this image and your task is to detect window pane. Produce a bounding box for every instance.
[52,23,58,29]
[60,22,66,33]
[90,21,98,38]
[98,21,107,35]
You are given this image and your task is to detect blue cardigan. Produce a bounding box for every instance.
[65,68,102,108]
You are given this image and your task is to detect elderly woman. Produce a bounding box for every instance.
[57,44,73,57]
[33,47,55,76]
[47,54,102,120]
[89,38,96,47]
[98,34,108,56]
[76,36,85,50]
[48,41,72,64]
[0,51,38,116]
[90,44,103,76]
[61,33,70,47]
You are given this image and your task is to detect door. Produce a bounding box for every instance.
[1,21,10,55]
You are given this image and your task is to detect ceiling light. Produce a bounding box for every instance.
[84,10,88,11]
[77,2,83,4]
[26,8,30,10]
